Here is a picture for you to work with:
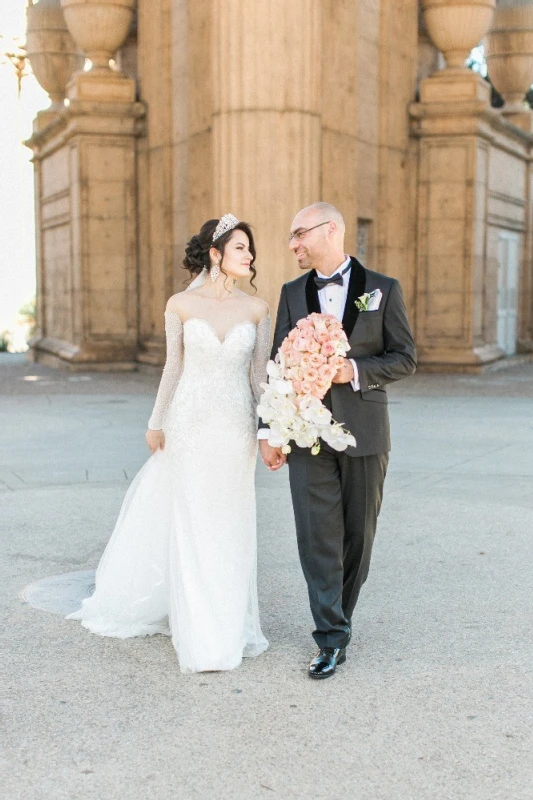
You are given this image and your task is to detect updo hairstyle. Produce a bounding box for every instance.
[183,218,257,288]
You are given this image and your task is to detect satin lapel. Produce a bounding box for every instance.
[305,270,321,315]
[342,257,366,339]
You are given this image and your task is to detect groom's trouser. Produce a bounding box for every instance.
[288,449,389,650]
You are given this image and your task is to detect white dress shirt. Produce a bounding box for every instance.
[258,257,360,440]
[315,256,360,392]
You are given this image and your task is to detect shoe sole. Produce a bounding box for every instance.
[308,653,346,679]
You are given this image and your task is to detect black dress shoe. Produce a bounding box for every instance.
[308,647,346,679]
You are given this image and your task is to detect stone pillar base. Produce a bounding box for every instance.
[26,98,145,373]
[136,339,166,367]
[420,69,491,104]
[28,336,137,371]
[67,70,135,103]
[416,343,504,373]
[417,352,533,374]
[33,108,62,132]
[501,109,533,134]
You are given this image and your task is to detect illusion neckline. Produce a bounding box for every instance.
[165,312,257,345]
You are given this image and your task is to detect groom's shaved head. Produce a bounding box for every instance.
[290,201,347,274]
[301,202,345,233]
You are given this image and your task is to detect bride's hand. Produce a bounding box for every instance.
[259,440,286,471]
[145,429,165,453]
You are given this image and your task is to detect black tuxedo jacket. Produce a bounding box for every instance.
[261,257,417,457]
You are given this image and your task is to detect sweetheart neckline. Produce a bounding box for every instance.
[165,312,256,345]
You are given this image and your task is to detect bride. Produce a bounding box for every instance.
[68,214,281,673]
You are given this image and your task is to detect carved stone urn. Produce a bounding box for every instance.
[421,0,496,70]
[60,0,136,72]
[26,0,84,109]
[485,1,533,113]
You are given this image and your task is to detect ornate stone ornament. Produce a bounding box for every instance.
[25,0,84,109]
[485,1,533,112]
[421,0,497,70]
[60,0,136,72]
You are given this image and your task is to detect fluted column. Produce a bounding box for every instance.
[321,0,359,256]
[212,0,322,314]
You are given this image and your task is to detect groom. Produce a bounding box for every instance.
[259,202,416,679]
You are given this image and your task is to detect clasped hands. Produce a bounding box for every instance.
[258,358,353,471]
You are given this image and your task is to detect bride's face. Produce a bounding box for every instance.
[214,230,253,280]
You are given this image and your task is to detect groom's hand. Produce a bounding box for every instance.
[332,358,355,384]
[259,440,287,471]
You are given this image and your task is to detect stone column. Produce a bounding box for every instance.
[212,0,322,315]
[376,0,419,309]
[410,0,502,370]
[135,0,175,366]
[321,0,359,255]
[27,0,144,368]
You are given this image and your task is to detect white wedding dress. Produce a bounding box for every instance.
[68,290,270,674]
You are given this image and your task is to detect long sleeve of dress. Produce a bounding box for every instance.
[250,315,271,403]
[148,312,184,430]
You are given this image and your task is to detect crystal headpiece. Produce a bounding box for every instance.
[212,213,239,242]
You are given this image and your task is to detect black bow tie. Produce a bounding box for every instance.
[314,265,350,290]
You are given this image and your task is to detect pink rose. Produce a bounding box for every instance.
[318,364,333,380]
[315,379,330,395]
[307,339,320,353]
[300,381,313,394]
[303,367,319,382]
[321,341,336,357]
[310,353,327,367]
[293,337,309,352]
[281,341,292,356]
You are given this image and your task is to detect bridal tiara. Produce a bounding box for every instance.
[212,213,239,242]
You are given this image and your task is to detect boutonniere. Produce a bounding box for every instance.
[355,289,382,312]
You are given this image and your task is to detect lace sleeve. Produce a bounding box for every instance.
[148,312,184,430]
[250,315,271,403]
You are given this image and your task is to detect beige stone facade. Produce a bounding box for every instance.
[26,0,533,371]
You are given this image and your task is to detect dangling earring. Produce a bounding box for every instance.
[211,261,220,282]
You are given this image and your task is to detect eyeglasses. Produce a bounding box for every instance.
[288,220,331,245]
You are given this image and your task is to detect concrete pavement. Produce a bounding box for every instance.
[2,353,532,800]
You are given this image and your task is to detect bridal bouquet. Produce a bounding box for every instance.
[258,313,356,455]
